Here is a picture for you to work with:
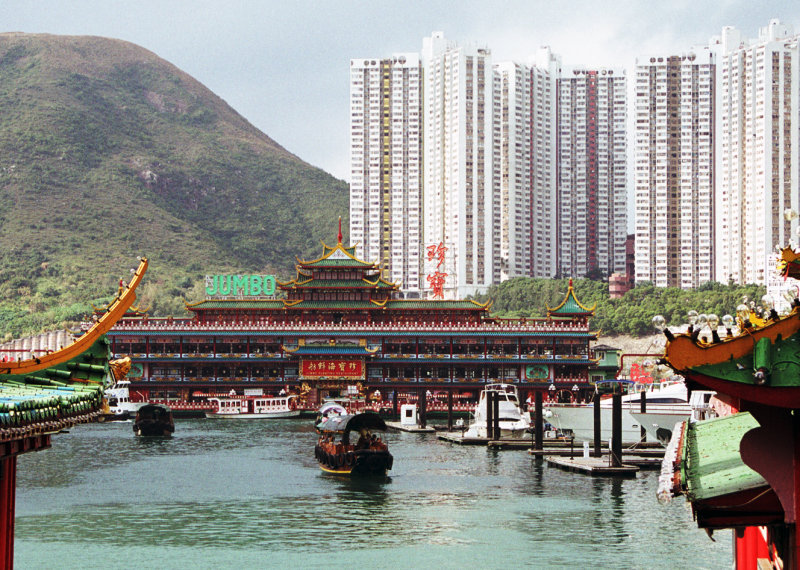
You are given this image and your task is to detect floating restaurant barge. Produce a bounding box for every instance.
[107,231,601,409]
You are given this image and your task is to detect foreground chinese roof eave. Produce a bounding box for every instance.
[0,336,113,443]
[659,413,783,529]
[662,306,800,408]
[0,256,148,376]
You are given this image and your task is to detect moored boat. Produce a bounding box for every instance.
[463,383,530,439]
[629,389,716,445]
[315,412,393,476]
[545,380,691,444]
[133,403,175,437]
[205,390,300,419]
[105,379,146,418]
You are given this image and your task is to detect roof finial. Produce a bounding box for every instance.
[568,278,573,288]
[337,216,342,244]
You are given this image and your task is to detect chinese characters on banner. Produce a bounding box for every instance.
[426,242,448,299]
[300,358,365,379]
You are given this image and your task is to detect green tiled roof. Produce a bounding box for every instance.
[548,287,595,316]
[190,300,286,310]
[386,300,487,310]
[287,279,395,289]
[0,336,110,440]
[301,258,374,267]
[683,412,766,501]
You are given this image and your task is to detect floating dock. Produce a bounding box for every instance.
[545,455,639,477]
[386,421,436,433]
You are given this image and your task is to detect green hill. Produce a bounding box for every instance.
[0,33,348,338]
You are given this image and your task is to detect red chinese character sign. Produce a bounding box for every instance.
[300,358,365,380]
[426,241,449,299]
[629,362,653,384]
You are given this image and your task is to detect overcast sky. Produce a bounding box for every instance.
[1,1,797,182]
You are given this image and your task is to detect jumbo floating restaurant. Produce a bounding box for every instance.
[107,230,604,409]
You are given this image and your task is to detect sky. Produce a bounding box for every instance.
[0,1,797,182]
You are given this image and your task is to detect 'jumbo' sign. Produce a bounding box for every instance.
[205,274,276,297]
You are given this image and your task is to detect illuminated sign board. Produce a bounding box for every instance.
[301,358,365,379]
[205,274,276,297]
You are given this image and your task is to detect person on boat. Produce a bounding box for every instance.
[356,428,370,450]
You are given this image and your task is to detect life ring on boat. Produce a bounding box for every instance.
[336,453,344,467]
[344,452,355,466]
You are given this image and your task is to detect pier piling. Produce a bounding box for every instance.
[534,391,543,451]
[640,391,647,442]
[611,392,622,467]
[593,392,601,457]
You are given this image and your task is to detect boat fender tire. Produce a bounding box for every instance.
[345,451,355,466]
[336,453,344,467]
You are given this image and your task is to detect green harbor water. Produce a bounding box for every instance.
[15,419,730,569]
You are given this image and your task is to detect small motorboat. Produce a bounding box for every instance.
[315,412,393,476]
[133,404,175,437]
[463,383,531,439]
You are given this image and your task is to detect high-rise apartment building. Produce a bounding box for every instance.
[493,48,560,281]
[421,32,494,298]
[633,49,716,288]
[713,20,799,286]
[557,67,627,279]
[349,54,423,297]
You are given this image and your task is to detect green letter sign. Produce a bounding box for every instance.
[205,274,276,297]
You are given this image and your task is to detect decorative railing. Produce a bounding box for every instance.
[109,319,592,334]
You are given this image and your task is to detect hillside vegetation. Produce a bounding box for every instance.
[0,33,348,338]
[476,278,766,336]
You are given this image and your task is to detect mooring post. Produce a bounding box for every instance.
[534,390,543,450]
[611,392,622,467]
[640,390,647,443]
[392,388,398,421]
[593,391,602,458]
[492,389,500,440]
[447,388,453,431]
[419,388,427,428]
[485,389,494,440]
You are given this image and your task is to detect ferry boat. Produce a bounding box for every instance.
[315,412,393,476]
[105,379,146,418]
[205,390,300,419]
[544,380,690,443]
[133,404,175,437]
[463,383,531,439]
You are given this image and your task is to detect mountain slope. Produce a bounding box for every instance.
[0,33,348,336]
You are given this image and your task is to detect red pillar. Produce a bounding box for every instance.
[0,455,17,569]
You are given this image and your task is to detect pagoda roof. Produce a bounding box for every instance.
[297,239,377,269]
[547,279,596,316]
